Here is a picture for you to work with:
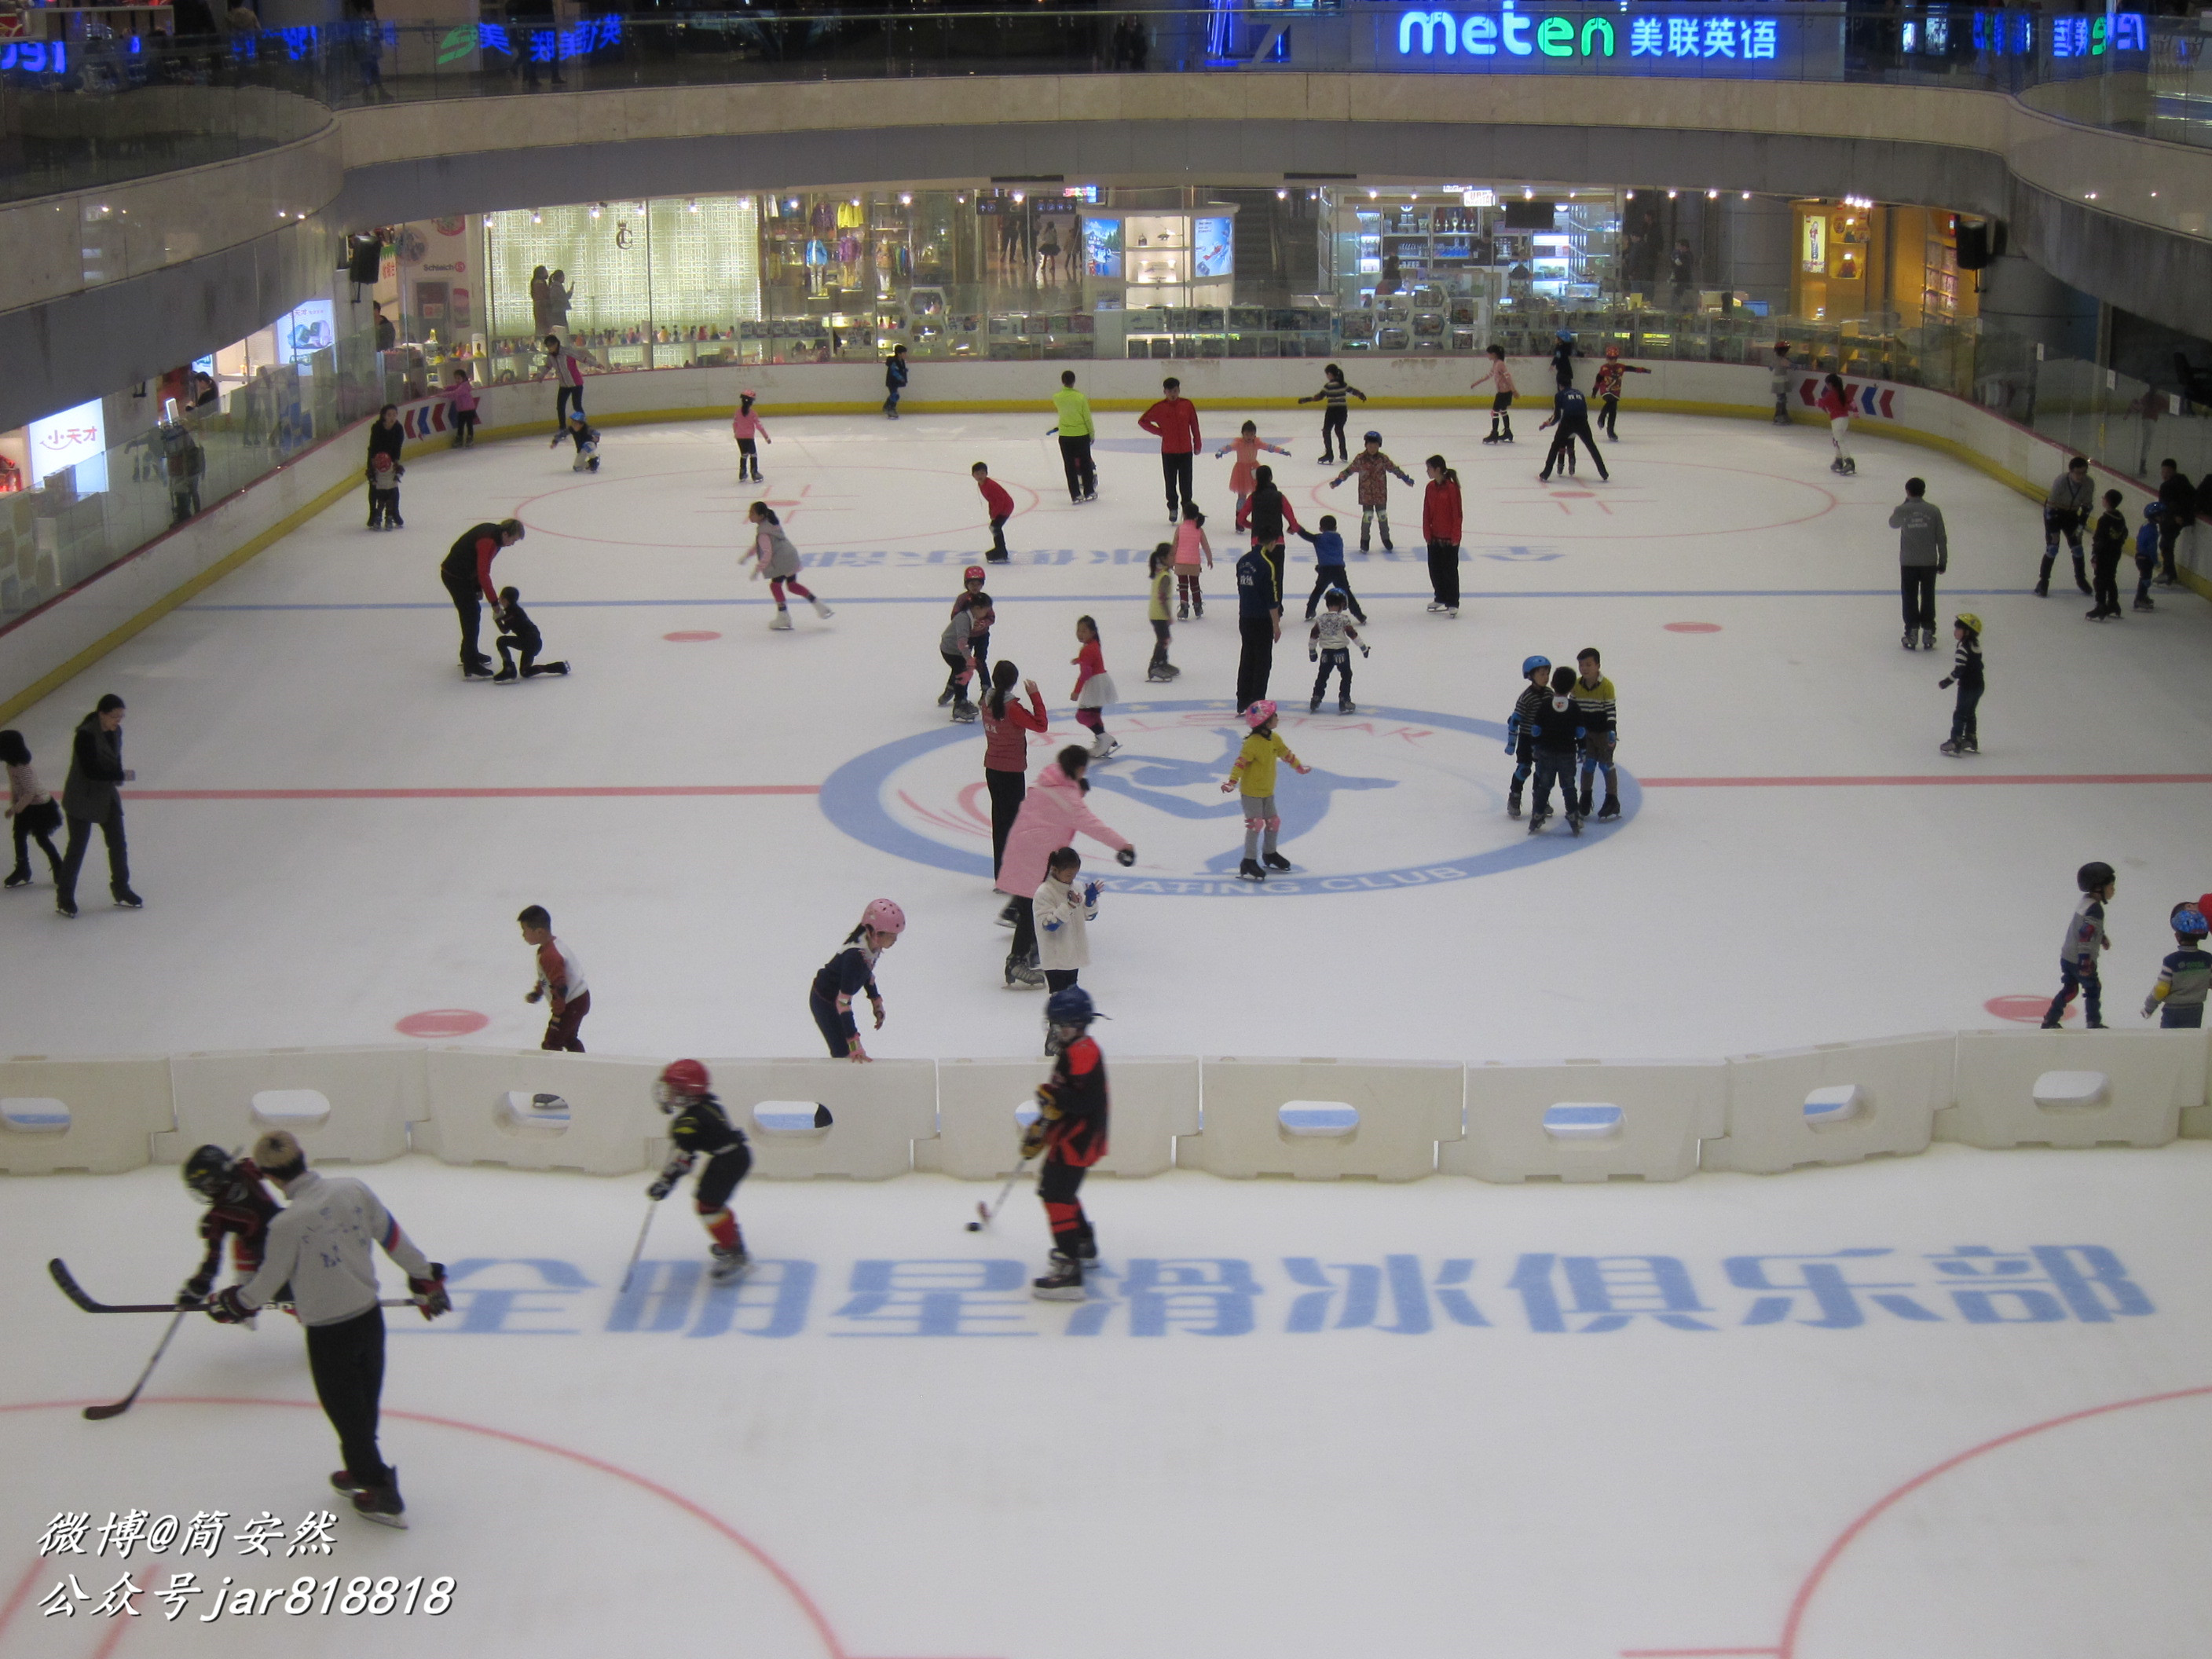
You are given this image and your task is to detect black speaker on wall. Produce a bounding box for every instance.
[346,236,383,286]
[1500,199,1557,230]
[1954,220,2007,271]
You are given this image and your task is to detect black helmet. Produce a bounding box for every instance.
[2078,861,2116,893]
[183,1144,236,1201]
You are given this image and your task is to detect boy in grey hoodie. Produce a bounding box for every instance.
[1888,478,1949,650]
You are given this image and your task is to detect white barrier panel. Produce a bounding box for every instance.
[701,1060,937,1180]
[1704,1034,1954,1174]
[1939,1029,2206,1149]
[1446,1060,1726,1183]
[152,1047,427,1166]
[0,1057,174,1174]
[927,1057,1199,1179]
[414,1049,665,1174]
[1180,1059,1463,1181]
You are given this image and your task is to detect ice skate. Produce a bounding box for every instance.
[1090,733,1119,760]
[1192,596,1204,618]
[1596,797,1620,821]
[350,1474,407,1530]
[937,685,957,707]
[1032,1253,1085,1302]
[542,661,570,676]
[492,666,518,683]
[769,610,793,631]
[950,700,979,723]
[462,661,495,679]
[1576,787,1594,817]
[997,898,1020,928]
[2133,599,2155,612]
[1567,814,1584,836]
[1262,851,1291,872]
[112,888,144,909]
[1901,631,1917,650]
[1445,607,1459,618]
[1939,740,1963,756]
[709,1245,753,1284]
[1426,600,1446,613]
[1525,810,1550,836]
[1481,432,1500,445]
[586,457,599,472]
[55,898,77,919]
[1005,953,1045,989]
[811,599,833,618]
[3,869,29,888]
[1506,791,1523,821]
[1309,694,1323,713]
[1145,664,1180,682]
[1963,739,1979,754]
[1237,859,1267,882]
[1338,698,1357,715]
[329,1470,371,1499]
[1177,602,1189,621]
[1843,458,1856,475]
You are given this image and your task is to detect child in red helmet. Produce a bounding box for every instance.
[939,566,992,710]
[650,1060,753,1283]
[811,899,904,1060]
[1591,345,1651,441]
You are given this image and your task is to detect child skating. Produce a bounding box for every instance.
[1329,430,1416,554]
[1818,372,1855,475]
[2087,489,2127,620]
[1570,647,1620,819]
[1034,846,1101,1000]
[2133,503,2162,613]
[647,1060,754,1283]
[564,410,602,472]
[1172,506,1213,619]
[745,502,833,630]
[445,367,479,448]
[730,392,769,482]
[517,903,589,1050]
[1537,386,1608,482]
[1216,420,1291,518]
[1591,346,1651,441]
[1145,546,1180,682]
[493,585,570,681]
[1071,613,1118,759]
[2044,862,2115,1028]
[2038,456,2095,596]
[2142,908,2211,1027]
[1471,346,1517,443]
[1308,591,1368,715]
[973,462,1014,564]
[940,592,994,723]
[1295,515,1365,623]
[2,728,64,890]
[367,452,403,530]
[1503,654,1552,820]
[1769,340,1793,424]
[1298,364,1367,464]
[1936,612,1983,756]
[811,899,904,1061]
[1525,665,1589,836]
[939,566,991,706]
[1024,986,1111,1300]
[1221,699,1309,880]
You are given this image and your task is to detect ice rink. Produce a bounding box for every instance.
[4,401,2211,1657]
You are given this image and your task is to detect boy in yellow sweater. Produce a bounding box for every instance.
[1220,699,1309,881]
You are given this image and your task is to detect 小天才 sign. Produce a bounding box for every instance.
[1379,2,1840,76]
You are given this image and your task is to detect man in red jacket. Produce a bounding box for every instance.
[439,518,526,676]
[1137,376,1202,526]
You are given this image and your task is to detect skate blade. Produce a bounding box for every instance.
[1031,1285,1087,1302]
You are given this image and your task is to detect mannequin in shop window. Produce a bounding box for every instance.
[529,266,552,339]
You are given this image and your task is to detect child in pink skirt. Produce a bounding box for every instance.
[1171,506,1213,621]
[1214,420,1291,518]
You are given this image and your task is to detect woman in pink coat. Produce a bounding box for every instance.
[995,745,1137,987]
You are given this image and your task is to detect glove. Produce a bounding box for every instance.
[1359,643,1371,657]
[1309,648,1318,661]
[2143,998,2159,1019]
[1115,847,1137,867]
[408,1265,452,1320]
[1019,1124,1046,1160]
[646,1174,675,1201]
[179,1269,214,1306]
[206,1286,253,1324]
[1938,677,1953,689]
[1082,880,1101,906]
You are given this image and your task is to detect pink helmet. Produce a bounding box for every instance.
[862,898,906,937]
[1244,700,1277,730]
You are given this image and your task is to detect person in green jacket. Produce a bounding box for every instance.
[1046,369,1098,504]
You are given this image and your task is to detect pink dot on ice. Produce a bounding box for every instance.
[395,1009,490,1038]
[1664,621,1723,632]
[662,631,721,643]
[1986,994,2067,1024]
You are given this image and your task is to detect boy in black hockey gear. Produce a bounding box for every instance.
[1027,987,1110,1300]
[1503,656,1551,819]
[2086,489,2128,620]
[2141,908,2210,1029]
[1570,648,1620,819]
[1536,386,1608,482]
[2044,862,2115,1028]
[1525,665,1588,836]
[649,1059,754,1282]
[1937,613,1984,756]
[493,585,569,682]
[2038,456,2093,596]
[179,1145,281,1306]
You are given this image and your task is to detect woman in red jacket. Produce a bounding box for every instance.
[1817,372,1856,476]
[1423,454,1463,617]
[980,661,1049,894]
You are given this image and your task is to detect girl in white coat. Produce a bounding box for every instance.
[745,502,833,630]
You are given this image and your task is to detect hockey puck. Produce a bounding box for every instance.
[965,1221,982,1232]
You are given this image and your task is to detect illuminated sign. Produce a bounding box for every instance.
[29,399,106,493]
[1800,214,1826,273]
[1082,218,1123,280]
[1193,217,1234,280]
[1382,3,1828,75]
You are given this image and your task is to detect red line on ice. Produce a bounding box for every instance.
[0,1556,49,1646]
[122,786,821,800]
[1639,774,2212,789]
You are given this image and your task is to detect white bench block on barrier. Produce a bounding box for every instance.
[414,1049,665,1174]
[926,1057,1199,1179]
[1179,1059,1463,1181]
[0,1057,174,1174]
[700,1060,937,1179]
[152,1048,427,1166]
[1445,1060,1725,1182]
[1703,1033,1954,1174]
[1938,1028,2204,1149]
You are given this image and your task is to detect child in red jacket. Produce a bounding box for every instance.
[972,463,1015,563]
[1423,455,1463,618]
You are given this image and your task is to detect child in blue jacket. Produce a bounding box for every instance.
[1295,515,1366,622]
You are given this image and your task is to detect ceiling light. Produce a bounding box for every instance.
[1276,189,1287,200]
[1667,189,1678,200]
[899,192,913,205]
[687,199,698,213]
[1706,189,1719,200]
[1741,192,1752,200]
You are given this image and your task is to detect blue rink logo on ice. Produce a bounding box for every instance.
[819,701,1638,895]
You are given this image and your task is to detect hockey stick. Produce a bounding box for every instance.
[965,1156,1033,1232]
[84,1308,191,1420]
[50,1258,187,1314]
[617,1200,657,1295]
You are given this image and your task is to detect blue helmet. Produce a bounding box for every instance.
[1522,654,1551,676]
[1044,987,1099,1027]
[2175,907,2210,939]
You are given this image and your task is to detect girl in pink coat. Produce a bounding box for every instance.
[730,391,770,482]
[995,745,1137,988]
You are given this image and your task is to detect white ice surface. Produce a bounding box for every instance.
[0,408,2206,1062]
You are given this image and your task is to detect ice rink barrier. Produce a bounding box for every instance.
[1446,1060,1727,1182]
[1938,1028,2208,1150]
[1704,1034,1955,1174]
[0,1055,174,1174]
[412,1049,665,1174]
[700,1059,937,1179]
[925,1057,1200,1179]
[1178,1059,1463,1181]
[152,1047,427,1167]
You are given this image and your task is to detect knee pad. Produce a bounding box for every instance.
[1042,1200,1084,1229]
[1264,817,1282,833]
[1243,815,1265,833]
[696,1201,729,1225]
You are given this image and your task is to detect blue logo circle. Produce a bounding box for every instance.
[819,701,1638,897]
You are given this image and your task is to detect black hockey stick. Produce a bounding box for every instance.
[84,1309,190,1420]
[617,1200,657,1295]
[49,1259,191,1314]
[965,1157,1033,1232]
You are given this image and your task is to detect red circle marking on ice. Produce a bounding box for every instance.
[1665,622,1723,633]
[1985,994,2067,1024]
[394,1009,490,1038]
[663,630,722,643]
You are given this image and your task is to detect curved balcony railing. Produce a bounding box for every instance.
[2,4,2209,205]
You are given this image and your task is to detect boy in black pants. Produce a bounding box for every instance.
[493,585,570,682]
[1936,612,1983,756]
[2086,489,2127,619]
[2044,861,2115,1028]
[1503,654,1551,820]
[648,1060,754,1283]
[1295,515,1366,622]
[1026,986,1110,1300]
[1525,665,1588,836]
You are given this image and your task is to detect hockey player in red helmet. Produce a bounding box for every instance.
[650,1060,753,1284]
[810,899,905,1061]
[178,1144,283,1307]
[1027,986,1111,1301]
